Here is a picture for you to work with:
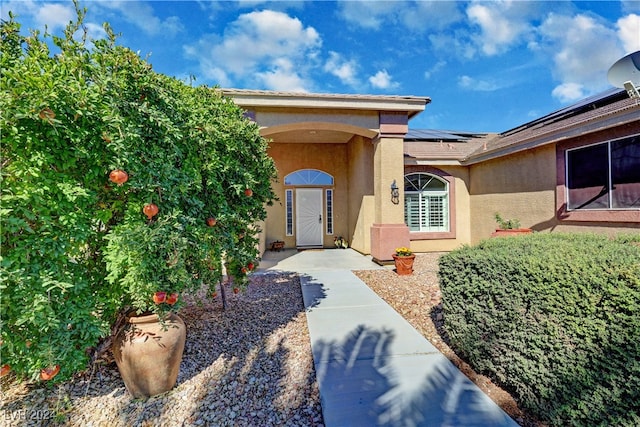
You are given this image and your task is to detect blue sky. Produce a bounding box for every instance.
[3,1,640,132]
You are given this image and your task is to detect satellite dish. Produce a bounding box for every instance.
[607,51,640,98]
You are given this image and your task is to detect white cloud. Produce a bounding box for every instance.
[324,51,360,87]
[2,1,75,31]
[401,1,463,32]
[75,22,108,44]
[184,10,321,89]
[466,1,534,56]
[35,2,75,30]
[255,58,307,92]
[97,1,183,36]
[617,14,640,53]
[458,75,500,92]
[338,0,463,32]
[552,82,586,103]
[539,13,626,102]
[1,1,37,24]
[424,60,446,79]
[429,33,476,59]
[337,0,399,30]
[369,69,399,90]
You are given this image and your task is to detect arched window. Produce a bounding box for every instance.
[404,173,449,232]
[284,169,334,186]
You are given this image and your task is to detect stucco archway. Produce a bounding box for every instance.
[260,121,378,144]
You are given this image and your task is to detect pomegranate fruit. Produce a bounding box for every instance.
[153,291,167,304]
[166,293,178,305]
[143,203,159,220]
[40,365,60,381]
[109,169,129,186]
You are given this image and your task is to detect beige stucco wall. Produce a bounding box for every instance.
[346,135,375,253]
[265,142,350,249]
[469,143,640,244]
[470,145,557,243]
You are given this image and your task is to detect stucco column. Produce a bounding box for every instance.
[370,112,410,263]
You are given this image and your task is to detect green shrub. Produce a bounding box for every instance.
[438,233,640,426]
[1,7,276,383]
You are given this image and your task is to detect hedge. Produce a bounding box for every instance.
[438,233,640,426]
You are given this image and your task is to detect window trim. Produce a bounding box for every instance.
[284,169,334,186]
[403,166,456,240]
[325,189,333,235]
[556,132,640,223]
[404,174,449,233]
[285,189,294,236]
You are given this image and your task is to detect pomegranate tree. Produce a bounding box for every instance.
[1,10,276,384]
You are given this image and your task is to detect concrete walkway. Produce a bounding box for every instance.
[260,248,518,427]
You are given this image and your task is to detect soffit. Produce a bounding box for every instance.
[266,129,355,144]
[262,121,379,144]
[220,88,430,118]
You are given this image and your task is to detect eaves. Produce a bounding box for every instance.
[461,101,640,166]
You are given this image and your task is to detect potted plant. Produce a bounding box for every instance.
[104,213,211,398]
[393,247,416,275]
[334,236,348,249]
[491,213,533,237]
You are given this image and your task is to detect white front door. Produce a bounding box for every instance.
[296,188,323,247]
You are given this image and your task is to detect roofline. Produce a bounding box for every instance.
[220,88,430,118]
[461,103,640,165]
[500,87,627,136]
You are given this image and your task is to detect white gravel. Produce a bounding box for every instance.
[0,272,323,426]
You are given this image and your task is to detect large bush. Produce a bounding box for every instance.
[1,8,276,383]
[438,233,640,426]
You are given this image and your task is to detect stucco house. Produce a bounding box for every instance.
[221,88,640,262]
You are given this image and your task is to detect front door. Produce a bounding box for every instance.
[296,188,323,247]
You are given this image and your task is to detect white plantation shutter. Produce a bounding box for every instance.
[404,174,449,232]
[405,194,421,231]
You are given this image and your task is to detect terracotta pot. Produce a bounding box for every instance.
[393,254,416,275]
[112,312,186,398]
[491,228,533,237]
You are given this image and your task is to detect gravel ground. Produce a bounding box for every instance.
[1,253,544,426]
[1,272,322,427]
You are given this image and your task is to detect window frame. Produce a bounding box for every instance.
[556,132,640,223]
[404,173,449,232]
[285,189,294,236]
[325,189,333,235]
[403,166,456,240]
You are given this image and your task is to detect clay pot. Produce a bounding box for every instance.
[393,254,416,276]
[112,312,186,398]
[491,228,533,237]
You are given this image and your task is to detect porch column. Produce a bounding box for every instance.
[370,112,410,263]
